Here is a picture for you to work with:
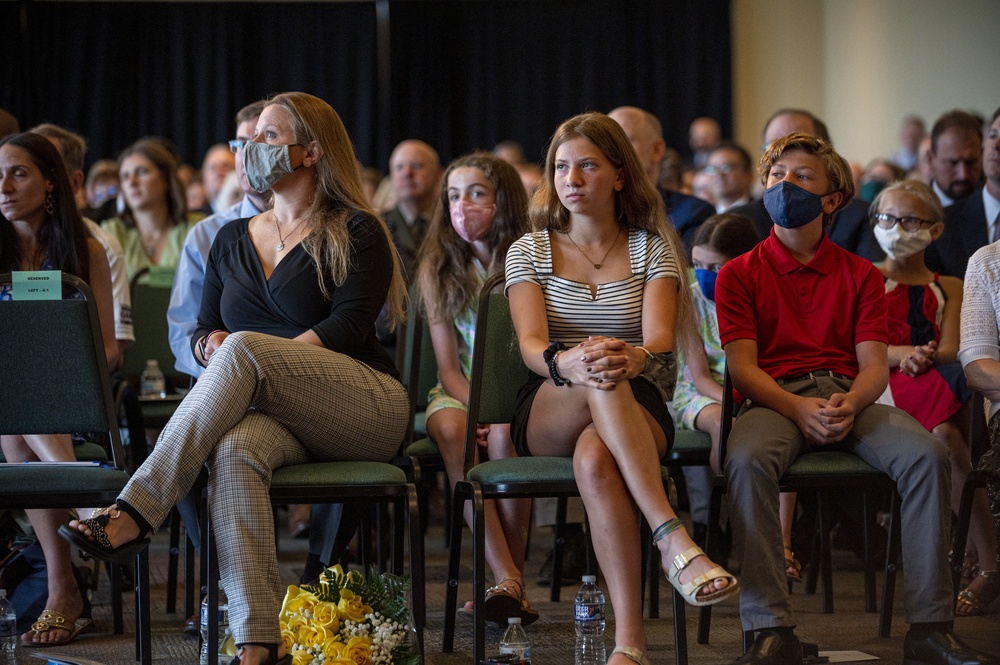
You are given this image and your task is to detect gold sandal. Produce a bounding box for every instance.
[483,578,539,626]
[956,570,999,616]
[611,645,653,665]
[21,610,93,647]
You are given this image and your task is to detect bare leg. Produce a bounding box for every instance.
[487,425,530,574]
[694,403,723,475]
[779,492,800,580]
[2,434,85,644]
[527,380,732,596]
[935,417,1000,613]
[573,427,646,660]
[428,409,528,591]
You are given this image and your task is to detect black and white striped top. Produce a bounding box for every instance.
[504,229,679,346]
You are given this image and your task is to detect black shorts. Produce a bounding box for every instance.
[509,371,675,458]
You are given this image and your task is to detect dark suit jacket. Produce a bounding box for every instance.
[925,187,988,278]
[730,197,884,263]
[659,188,715,253]
[383,206,427,282]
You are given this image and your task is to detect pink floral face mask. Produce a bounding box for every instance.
[449,202,495,243]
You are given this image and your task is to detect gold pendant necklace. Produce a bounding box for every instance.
[565,227,622,269]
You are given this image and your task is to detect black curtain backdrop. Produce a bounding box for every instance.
[1,0,730,173]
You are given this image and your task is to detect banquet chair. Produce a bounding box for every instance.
[203,460,425,661]
[0,272,151,665]
[441,273,688,665]
[699,367,901,649]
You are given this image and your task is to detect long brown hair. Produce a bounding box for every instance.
[0,132,90,282]
[264,92,406,326]
[532,112,695,353]
[418,152,528,322]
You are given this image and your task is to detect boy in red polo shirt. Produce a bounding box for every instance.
[715,134,997,665]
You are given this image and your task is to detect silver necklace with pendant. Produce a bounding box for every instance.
[273,215,308,252]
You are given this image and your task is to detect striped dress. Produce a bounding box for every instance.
[504,228,679,346]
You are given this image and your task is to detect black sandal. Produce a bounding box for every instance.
[58,505,151,564]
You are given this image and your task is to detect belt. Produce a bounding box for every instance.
[775,370,852,386]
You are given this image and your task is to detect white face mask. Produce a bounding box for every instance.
[873,223,933,261]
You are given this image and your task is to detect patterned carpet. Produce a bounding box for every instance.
[11,514,1000,665]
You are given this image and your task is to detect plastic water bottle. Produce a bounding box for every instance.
[499,616,530,663]
[574,575,606,665]
[199,584,231,664]
[140,359,166,398]
[0,589,16,664]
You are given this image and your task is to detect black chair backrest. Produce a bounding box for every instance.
[124,267,179,384]
[462,272,529,471]
[0,272,126,468]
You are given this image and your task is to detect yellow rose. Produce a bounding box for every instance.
[287,614,309,634]
[322,638,346,660]
[343,636,372,665]
[291,649,314,665]
[281,585,319,616]
[337,589,372,623]
[298,624,328,649]
[312,601,340,633]
[280,628,296,652]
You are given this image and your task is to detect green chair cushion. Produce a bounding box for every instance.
[467,456,670,484]
[0,466,129,495]
[406,437,440,458]
[784,451,882,476]
[271,461,407,487]
[672,429,712,452]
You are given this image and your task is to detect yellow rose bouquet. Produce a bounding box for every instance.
[278,564,419,665]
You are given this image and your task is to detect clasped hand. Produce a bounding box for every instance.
[899,341,936,378]
[793,392,857,445]
[555,336,641,391]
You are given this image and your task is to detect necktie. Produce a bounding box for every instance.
[992,211,1000,244]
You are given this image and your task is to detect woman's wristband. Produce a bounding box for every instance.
[543,341,570,386]
[197,330,225,363]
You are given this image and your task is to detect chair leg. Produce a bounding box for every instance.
[405,485,426,658]
[184,532,197,620]
[672,586,688,665]
[550,496,568,602]
[879,492,901,638]
[472,485,487,665]
[442,483,468,653]
[817,495,834,613]
[697,482,724,644]
[166,507,180,614]
[135,547,152,665]
[110,561,124,634]
[862,490,877,613]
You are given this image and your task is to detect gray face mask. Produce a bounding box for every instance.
[242,141,301,193]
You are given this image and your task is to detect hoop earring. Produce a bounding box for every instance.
[44,192,56,215]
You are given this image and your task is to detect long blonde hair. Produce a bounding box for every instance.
[532,112,696,354]
[265,92,406,327]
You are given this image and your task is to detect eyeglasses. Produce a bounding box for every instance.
[872,212,935,232]
[228,139,247,153]
[704,164,737,176]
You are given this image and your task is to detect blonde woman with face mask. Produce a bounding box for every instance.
[871,179,999,616]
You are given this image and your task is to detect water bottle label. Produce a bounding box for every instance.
[574,602,603,621]
[499,645,530,660]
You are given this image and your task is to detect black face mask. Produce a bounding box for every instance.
[763,180,827,229]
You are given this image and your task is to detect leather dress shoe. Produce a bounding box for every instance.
[903,628,1000,665]
[732,631,803,665]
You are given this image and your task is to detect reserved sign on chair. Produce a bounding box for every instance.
[11,270,62,300]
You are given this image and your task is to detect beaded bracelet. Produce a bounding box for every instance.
[543,341,570,386]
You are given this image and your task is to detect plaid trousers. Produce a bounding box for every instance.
[120,331,409,644]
